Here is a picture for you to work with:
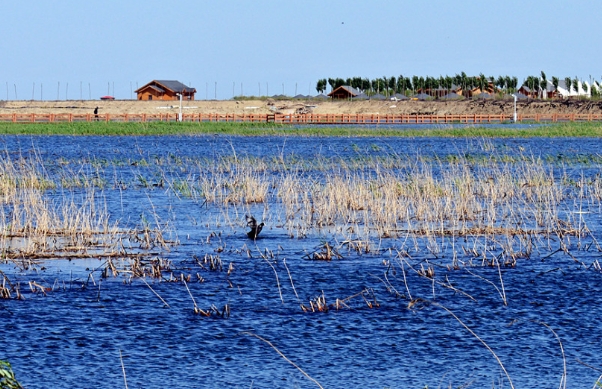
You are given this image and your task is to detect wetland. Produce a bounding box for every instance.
[1,131,602,388]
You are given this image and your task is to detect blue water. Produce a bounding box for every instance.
[1,134,602,388]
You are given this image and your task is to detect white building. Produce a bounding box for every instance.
[546,79,591,99]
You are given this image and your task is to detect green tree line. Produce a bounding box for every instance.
[316,71,600,98]
[315,73,519,96]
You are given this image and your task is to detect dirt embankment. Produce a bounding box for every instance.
[2,98,602,116]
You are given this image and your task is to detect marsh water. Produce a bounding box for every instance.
[1,133,602,388]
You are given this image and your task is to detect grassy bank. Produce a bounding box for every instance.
[1,121,602,137]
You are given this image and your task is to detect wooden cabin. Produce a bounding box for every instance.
[135,80,196,101]
[517,85,537,98]
[327,85,360,99]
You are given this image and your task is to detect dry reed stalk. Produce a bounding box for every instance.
[257,248,284,303]
[430,302,515,389]
[182,279,201,313]
[302,291,328,312]
[395,253,413,300]
[395,254,478,302]
[106,259,118,277]
[28,281,47,295]
[282,259,300,302]
[0,277,11,299]
[240,331,325,389]
[302,288,380,313]
[119,349,129,389]
[194,254,223,272]
[370,268,404,299]
[196,303,231,318]
[304,242,342,261]
[141,278,170,307]
[537,321,567,389]
[358,288,380,308]
[464,267,508,305]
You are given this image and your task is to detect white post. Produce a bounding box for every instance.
[511,94,517,122]
[178,93,183,122]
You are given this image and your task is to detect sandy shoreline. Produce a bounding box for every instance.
[2,98,602,117]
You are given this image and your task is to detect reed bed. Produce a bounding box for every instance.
[0,152,171,263]
[198,158,270,205]
[1,140,600,266]
[188,147,600,264]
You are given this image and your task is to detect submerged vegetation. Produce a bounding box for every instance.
[2,121,602,137]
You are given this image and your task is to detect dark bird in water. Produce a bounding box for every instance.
[246,215,264,239]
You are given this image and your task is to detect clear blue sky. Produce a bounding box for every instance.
[2,0,601,100]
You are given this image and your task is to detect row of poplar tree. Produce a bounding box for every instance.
[315,71,598,97]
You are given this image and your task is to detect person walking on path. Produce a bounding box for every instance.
[94,107,99,121]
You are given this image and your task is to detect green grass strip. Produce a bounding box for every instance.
[0,121,602,137]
